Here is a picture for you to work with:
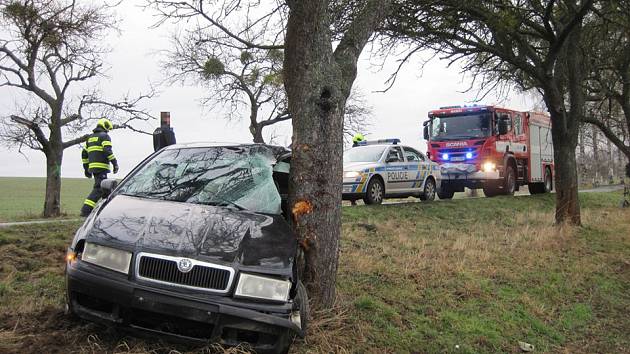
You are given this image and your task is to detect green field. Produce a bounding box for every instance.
[0,180,628,353]
[0,177,92,222]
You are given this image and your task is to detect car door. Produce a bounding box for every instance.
[384,146,411,192]
[403,147,427,191]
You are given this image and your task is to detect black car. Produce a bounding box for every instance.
[65,143,308,353]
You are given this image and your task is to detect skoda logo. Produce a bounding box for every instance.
[177,258,193,273]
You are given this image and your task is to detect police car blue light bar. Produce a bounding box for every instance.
[465,152,473,159]
[442,153,449,160]
[356,138,400,146]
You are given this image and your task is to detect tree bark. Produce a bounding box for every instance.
[284,0,344,309]
[545,89,581,225]
[43,146,63,217]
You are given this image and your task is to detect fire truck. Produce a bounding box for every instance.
[422,105,554,199]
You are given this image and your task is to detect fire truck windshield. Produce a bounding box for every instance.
[430,113,493,141]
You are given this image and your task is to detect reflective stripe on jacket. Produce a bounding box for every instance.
[82,127,117,173]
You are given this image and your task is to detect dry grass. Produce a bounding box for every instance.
[0,192,628,353]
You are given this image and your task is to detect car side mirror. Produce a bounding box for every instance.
[498,118,509,135]
[423,125,429,140]
[100,179,119,198]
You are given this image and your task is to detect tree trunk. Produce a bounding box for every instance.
[43,147,63,217]
[592,125,599,183]
[284,0,344,309]
[545,90,581,225]
[249,103,265,144]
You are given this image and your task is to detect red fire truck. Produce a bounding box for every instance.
[422,105,554,199]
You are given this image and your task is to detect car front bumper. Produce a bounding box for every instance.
[66,259,302,353]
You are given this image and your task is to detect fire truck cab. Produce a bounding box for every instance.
[423,105,554,198]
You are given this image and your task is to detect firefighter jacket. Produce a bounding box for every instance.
[82,127,118,174]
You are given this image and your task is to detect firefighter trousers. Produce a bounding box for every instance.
[80,172,108,217]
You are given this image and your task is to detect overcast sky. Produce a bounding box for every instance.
[0,1,537,178]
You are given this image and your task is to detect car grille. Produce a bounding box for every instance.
[136,253,233,293]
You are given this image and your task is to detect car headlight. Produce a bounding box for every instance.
[344,171,361,178]
[81,242,132,274]
[235,273,291,302]
[482,162,496,172]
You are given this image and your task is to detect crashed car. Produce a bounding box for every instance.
[65,143,307,353]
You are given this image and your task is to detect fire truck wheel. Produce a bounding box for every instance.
[504,166,516,196]
[363,178,384,205]
[437,187,455,199]
[419,178,436,201]
[543,168,552,193]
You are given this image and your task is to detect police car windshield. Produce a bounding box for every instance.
[430,113,492,141]
[116,146,282,214]
[344,146,387,163]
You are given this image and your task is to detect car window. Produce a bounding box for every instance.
[344,145,386,163]
[387,147,404,162]
[403,147,424,162]
[116,146,282,214]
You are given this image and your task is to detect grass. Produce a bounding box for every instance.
[0,177,92,222]
[0,187,628,353]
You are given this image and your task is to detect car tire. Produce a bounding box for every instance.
[419,178,436,201]
[363,178,384,205]
[282,281,310,354]
[437,187,455,199]
[503,166,516,196]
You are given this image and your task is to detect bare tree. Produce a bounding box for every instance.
[148,0,390,309]
[162,21,372,144]
[163,30,287,143]
[0,0,154,217]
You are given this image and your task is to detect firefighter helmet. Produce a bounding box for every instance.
[97,118,113,131]
[352,133,365,144]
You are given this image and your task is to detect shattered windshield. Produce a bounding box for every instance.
[116,146,282,214]
[430,113,493,141]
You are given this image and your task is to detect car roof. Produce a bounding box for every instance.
[163,142,291,159]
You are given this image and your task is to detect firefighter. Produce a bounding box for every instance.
[352,133,365,147]
[80,118,119,217]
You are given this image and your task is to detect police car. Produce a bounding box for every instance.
[343,139,441,204]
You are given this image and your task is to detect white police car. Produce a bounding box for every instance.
[343,139,441,204]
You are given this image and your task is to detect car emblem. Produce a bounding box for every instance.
[177,258,193,273]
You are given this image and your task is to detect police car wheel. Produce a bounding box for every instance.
[419,178,436,201]
[363,178,384,205]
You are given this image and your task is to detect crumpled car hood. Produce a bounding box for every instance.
[85,195,296,270]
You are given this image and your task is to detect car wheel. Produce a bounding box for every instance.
[504,166,516,195]
[296,281,309,332]
[543,167,552,193]
[437,187,455,199]
[282,281,310,354]
[419,178,436,201]
[363,178,384,205]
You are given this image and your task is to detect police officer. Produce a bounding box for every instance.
[80,118,118,217]
[352,133,365,147]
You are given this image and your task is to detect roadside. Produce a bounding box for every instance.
[0,192,628,353]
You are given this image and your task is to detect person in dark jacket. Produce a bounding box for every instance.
[80,118,118,217]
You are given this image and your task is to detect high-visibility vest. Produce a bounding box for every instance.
[82,128,117,173]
